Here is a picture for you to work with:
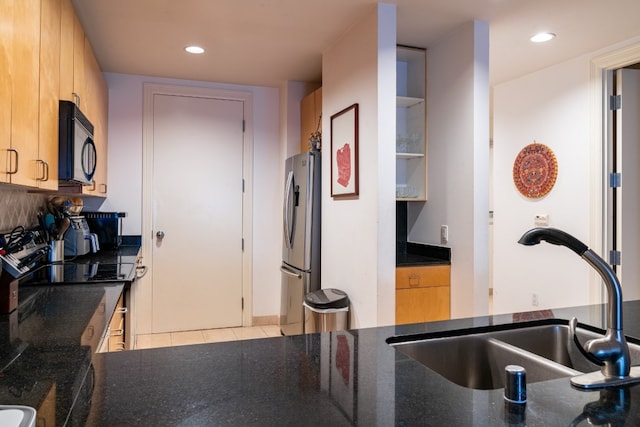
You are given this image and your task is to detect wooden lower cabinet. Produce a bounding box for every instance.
[108,293,126,351]
[396,265,450,324]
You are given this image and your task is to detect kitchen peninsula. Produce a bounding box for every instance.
[2,272,640,424]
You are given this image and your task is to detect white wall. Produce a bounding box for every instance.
[408,21,491,319]
[103,73,282,319]
[492,56,592,314]
[321,4,397,328]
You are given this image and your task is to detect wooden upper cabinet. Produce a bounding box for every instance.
[59,0,74,101]
[72,9,85,105]
[0,0,13,183]
[59,0,86,104]
[59,0,108,195]
[300,87,322,153]
[1,0,106,191]
[82,39,108,196]
[38,0,61,190]
[9,0,40,187]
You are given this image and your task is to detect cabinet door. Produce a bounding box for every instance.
[396,265,450,289]
[10,0,40,187]
[396,286,450,324]
[72,10,85,104]
[0,0,13,182]
[82,40,108,196]
[59,0,74,101]
[38,0,61,190]
[108,294,125,351]
[300,87,322,153]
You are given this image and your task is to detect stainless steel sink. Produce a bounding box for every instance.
[490,323,640,373]
[387,321,640,390]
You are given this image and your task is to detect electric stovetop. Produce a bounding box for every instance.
[18,262,136,286]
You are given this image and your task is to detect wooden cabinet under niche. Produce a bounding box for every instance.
[396,46,426,201]
[396,265,450,324]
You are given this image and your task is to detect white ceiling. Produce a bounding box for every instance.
[72,0,640,88]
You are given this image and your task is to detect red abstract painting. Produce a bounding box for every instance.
[336,143,351,187]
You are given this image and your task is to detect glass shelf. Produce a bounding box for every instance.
[397,96,424,108]
[396,152,425,159]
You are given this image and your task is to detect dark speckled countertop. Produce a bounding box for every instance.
[4,237,640,425]
[82,303,640,426]
[396,242,451,266]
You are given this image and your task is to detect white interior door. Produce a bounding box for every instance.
[151,93,244,333]
[616,67,640,300]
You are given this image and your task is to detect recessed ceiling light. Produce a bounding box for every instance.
[185,46,205,54]
[530,32,556,43]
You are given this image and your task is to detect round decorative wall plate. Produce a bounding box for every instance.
[513,142,558,199]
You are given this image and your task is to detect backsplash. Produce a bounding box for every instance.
[0,187,50,232]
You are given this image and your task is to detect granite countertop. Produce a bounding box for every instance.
[4,243,640,425]
[86,302,640,426]
[396,242,451,266]
[0,282,125,426]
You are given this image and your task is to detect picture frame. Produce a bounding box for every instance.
[330,103,359,198]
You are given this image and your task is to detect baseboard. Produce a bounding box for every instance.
[252,315,279,326]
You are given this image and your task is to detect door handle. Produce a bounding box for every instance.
[156,231,165,240]
[283,171,294,249]
[280,265,302,279]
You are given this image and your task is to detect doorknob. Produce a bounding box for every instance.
[156,231,165,240]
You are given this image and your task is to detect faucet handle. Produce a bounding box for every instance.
[570,317,605,367]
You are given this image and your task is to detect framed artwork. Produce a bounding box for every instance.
[513,142,558,199]
[330,104,359,198]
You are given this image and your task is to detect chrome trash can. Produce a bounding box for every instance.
[303,288,349,333]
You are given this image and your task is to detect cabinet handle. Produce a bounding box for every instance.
[117,307,128,314]
[110,329,124,336]
[409,274,421,287]
[7,149,18,174]
[37,160,49,181]
[88,180,96,191]
[99,183,107,193]
[85,325,94,339]
[135,265,148,279]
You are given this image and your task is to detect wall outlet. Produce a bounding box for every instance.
[532,293,539,307]
[440,225,448,244]
[534,214,549,227]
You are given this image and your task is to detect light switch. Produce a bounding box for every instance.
[440,225,448,244]
[534,214,549,227]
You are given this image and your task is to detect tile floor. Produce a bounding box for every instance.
[135,325,282,350]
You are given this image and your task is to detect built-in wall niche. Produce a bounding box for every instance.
[396,46,427,201]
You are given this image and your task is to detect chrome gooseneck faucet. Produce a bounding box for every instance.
[518,227,640,389]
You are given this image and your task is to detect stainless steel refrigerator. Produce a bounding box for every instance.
[280,151,321,335]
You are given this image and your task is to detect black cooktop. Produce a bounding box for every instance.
[19,262,135,286]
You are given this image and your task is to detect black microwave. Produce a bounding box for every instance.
[59,100,97,185]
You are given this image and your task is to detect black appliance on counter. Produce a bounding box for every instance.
[84,212,126,250]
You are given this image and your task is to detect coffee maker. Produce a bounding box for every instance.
[64,216,99,256]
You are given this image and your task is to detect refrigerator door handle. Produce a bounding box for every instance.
[280,265,302,279]
[283,170,295,249]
